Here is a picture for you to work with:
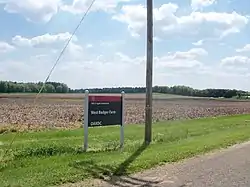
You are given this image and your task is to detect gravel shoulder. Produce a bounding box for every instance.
[61,141,250,187]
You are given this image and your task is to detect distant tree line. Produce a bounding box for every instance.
[0,81,69,93]
[0,80,248,98]
[77,85,247,99]
[153,85,247,99]
[70,87,146,94]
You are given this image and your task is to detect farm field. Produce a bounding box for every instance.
[0,93,250,132]
[0,93,196,99]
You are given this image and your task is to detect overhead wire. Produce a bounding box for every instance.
[0,0,97,163]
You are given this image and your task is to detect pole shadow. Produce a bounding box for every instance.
[70,143,163,187]
[113,143,148,176]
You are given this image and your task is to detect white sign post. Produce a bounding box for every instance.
[84,90,89,151]
[83,90,125,152]
[120,91,125,149]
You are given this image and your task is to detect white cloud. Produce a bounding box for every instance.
[191,0,217,11]
[155,57,202,69]
[12,32,76,47]
[0,0,61,23]
[114,52,145,65]
[100,40,125,47]
[192,38,220,46]
[0,54,144,88]
[155,48,207,70]
[160,11,248,38]
[1,45,250,90]
[86,44,93,48]
[1,1,250,90]
[112,4,147,37]
[61,0,131,14]
[114,48,207,70]
[0,0,132,23]
[11,33,84,60]
[0,41,15,53]
[0,47,207,88]
[236,44,250,53]
[66,42,84,60]
[192,40,204,46]
[153,37,163,42]
[113,3,248,38]
[169,48,207,59]
[221,56,250,66]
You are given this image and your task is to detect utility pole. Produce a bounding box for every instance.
[145,0,153,145]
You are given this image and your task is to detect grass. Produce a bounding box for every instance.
[1,114,250,187]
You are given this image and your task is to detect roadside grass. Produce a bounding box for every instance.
[1,114,250,187]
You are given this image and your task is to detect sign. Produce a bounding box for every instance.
[83,91,125,151]
[88,95,122,127]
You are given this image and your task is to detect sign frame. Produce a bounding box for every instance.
[83,90,125,151]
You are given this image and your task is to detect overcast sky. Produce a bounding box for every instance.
[0,0,250,90]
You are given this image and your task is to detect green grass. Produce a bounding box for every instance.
[1,114,250,187]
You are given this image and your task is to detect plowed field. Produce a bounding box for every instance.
[0,93,249,131]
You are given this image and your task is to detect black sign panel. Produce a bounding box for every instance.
[88,95,122,127]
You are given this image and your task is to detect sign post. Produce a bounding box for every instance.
[84,90,89,151]
[83,90,125,151]
[120,91,125,149]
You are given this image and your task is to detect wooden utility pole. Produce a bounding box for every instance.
[145,0,153,145]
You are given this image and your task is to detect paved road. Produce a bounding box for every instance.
[63,142,250,187]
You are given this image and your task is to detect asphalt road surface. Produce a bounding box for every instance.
[62,142,250,187]
[82,141,250,187]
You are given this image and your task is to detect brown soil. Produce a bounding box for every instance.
[0,94,250,131]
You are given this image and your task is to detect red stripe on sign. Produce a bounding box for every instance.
[89,95,122,102]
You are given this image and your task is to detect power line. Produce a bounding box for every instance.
[34,0,97,102]
[0,0,97,163]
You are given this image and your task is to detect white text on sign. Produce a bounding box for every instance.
[90,121,102,126]
[90,110,117,115]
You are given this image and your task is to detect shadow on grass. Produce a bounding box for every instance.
[71,143,163,187]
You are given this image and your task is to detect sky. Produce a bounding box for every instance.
[0,0,250,90]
